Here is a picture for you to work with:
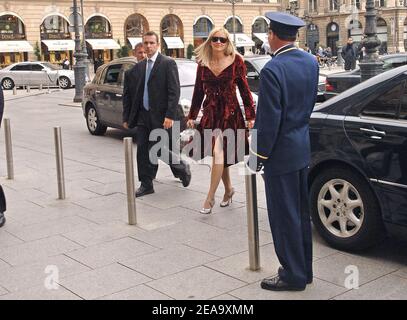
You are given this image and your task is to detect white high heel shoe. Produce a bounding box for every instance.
[200,199,215,214]
[220,189,235,207]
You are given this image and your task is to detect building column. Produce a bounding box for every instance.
[396,10,406,52]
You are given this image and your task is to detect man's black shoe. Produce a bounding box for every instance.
[260,275,306,292]
[178,166,191,187]
[135,185,154,198]
[0,212,5,228]
[278,266,313,284]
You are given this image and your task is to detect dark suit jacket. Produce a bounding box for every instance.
[253,45,319,176]
[122,53,181,129]
[0,86,3,127]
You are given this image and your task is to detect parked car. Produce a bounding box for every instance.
[244,54,325,102]
[82,57,258,135]
[324,53,407,99]
[0,61,76,90]
[309,65,407,251]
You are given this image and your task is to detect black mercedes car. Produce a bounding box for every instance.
[309,65,407,251]
[324,53,407,100]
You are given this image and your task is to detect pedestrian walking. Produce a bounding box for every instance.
[247,12,319,291]
[341,37,357,70]
[122,31,191,197]
[62,57,70,70]
[186,27,256,214]
[0,85,6,228]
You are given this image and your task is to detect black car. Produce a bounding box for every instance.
[309,65,407,251]
[324,53,407,100]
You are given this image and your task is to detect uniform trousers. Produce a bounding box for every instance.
[263,166,313,286]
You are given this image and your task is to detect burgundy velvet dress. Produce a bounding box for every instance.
[187,54,256,166]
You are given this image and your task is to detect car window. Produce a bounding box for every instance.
[382,57,407,71]
[361,83,403,119]
[400,83,407,120]
[251,57,270,72]
[245,61,256,74]
[103,64,122,85]
[11,64,31,71]
[120,63,134,85]
[31,64,44,71]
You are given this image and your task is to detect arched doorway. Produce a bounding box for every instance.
[252,16,269,54]
[0,14,32,68]
[40,14,73,67]
[193,16,213,48]
[161,14,184,58]
[377,18,387,54]
[85,15,119,70]
[125,13,149,50]
[347,20,363,46]
[306,24,319,54]
[326,22,339,55]
[224,16,252,55]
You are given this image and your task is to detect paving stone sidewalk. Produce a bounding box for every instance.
[0,89,406,300]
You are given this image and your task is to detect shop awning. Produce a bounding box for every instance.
[128,37,143,49]
[233,33,255,47]
[0,40,34,53]
[86,39,120,50]
[163,37,185,49]
[253,33,268,44]
[42,39,75,51]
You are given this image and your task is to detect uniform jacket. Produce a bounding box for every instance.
[122,53,181,129]
[0,86,3,126]
[252,44,319,176]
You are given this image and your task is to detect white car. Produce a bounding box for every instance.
[0,61,75,90]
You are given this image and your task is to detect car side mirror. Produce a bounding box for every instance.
[247,71,259,80]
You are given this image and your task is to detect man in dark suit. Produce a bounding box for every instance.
[247,12,319,291]
[122,31,191,197]
[0,85,6,227]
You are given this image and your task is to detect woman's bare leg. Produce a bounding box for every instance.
[221,167,233,202]
[203,135,224,209]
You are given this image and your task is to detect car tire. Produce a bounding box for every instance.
[1,78,15,90]
[58,76,71,89]
[310,166,385,251]
[86,105,107,136]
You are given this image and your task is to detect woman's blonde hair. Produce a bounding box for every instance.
[194,27,236,67]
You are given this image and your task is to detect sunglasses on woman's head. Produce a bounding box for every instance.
[211,37,228,44]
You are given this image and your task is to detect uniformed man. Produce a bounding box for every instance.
[247,12,319,291]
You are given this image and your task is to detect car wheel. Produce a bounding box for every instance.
[58,76,71,89]
[310,166,385,251]
[1,78,15,90]
[86,105,107,135]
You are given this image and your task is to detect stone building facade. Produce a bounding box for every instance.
[287,0,407,55]
[0,0,280,68]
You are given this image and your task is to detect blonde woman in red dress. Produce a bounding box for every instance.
[187,27,256,214]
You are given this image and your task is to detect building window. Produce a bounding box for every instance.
[308,0,318,12]
[0,14,26,40]
[351,0,361,9]
[374,0,386,6]
[329,0,339,11]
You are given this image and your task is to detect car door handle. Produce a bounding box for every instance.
[115,93,122,97]
[360,127,386,138]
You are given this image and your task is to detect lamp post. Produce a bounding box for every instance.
[359,0,383,81]
[72,0,87,102]
[225,0,237,46]
[80,0,90,80]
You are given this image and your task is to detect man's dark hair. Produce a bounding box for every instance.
[269,24,297,42]
[143,31,160,43]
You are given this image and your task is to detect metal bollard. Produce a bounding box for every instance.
[39,84,43,91]
[26,85,30,93]
[4,119,14,180]
[53,127,66,200]
[124,137,137,225]
[245,172,260,271]
[12,87,17,95]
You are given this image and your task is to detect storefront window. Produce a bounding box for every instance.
[161,15,184,58]
[40,15,70,40]
[193,17,213,47]
[0,15,25,40]
[125,14,149,37]
[225,17,243,34]
[85,16,112,39]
